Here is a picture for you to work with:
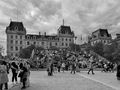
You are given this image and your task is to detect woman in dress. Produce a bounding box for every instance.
[0,61,9,90]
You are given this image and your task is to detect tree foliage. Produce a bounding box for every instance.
[69,43,81,52]
[19,45,35,59]
[92,42,104,56]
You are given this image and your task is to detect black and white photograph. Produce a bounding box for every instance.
[0,0,120,90]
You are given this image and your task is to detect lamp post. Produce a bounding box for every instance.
[75,36,77,52]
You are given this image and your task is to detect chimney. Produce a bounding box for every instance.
[39,32,41,35]
[44,32,46,36]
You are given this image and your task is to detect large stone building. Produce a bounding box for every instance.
[89,28,112,46]
[6,21,75,57]
[114,34,120,48]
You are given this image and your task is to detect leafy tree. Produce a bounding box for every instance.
[19,45,35,59]
[103,40,118,62]
[69,43,81,52]
[92,42,104,56]
[49,46,59,50]
[112,48,120,63]
[0,45,4,58]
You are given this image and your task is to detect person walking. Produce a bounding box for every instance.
[71,62,76,74]
[0,61,9,90]
[88,62,95,75]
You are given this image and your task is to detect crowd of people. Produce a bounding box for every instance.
[0,49,120,89]
[0,60,30,90]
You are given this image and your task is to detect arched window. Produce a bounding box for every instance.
[27,41,30,45]
[27,36,30,39]
[33,36,36,39]
[14,26,18,31]
[66,38,67,41]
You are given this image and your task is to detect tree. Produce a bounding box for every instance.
[0,45,4,58]
[103,40,119,62]
[69,43,81,52]
[92,42,104,56]
[19,45,35,59]
[112,48,120,63]
[49,46,59,50]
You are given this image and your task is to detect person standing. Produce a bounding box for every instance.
[71,62,76,74]
[0,61,9,90]
[11,62,19,85]
[61,62,65,72]
[116,62,120,80]
[20,62,29,89]
[57,61,61,72]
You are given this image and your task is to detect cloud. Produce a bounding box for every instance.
[1,0,120,54]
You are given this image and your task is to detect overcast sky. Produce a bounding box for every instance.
[0,0,120,54]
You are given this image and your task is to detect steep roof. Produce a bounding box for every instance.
[92,28,111,37]
[8,21,25,30]
[58,25,74,35]
[25,34,59,41]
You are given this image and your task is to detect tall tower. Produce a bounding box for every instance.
[6,21,26,57]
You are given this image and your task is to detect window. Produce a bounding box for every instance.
[15,53,18,56]
[34,42,36,45]
[66,43,68,46]
[11,46,13,51]
[27,36,30,39]
[20,41,22,44]
[20,36,22,39]
[69,39,71,41]
[11,35,13,39]
[55,43,57,46]
[15,26,18,30]
[27,41,29,45]
[11,40,13,44]
[62,43,64,46]
[11,53,13,56]
[66,38,67,41]
[15,47,18,51]
[33,36,36,39]
[42,42,44,45]
[16,35,18,39]
[62,38,64,41]
[16,41,18,44]
[20,47,22,50]
[50,42,52,46]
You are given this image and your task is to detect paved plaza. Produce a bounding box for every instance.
[7,71,120,90]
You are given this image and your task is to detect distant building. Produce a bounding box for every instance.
[114,34,120,48]
[90,28,112,46]
[6,21,75,57]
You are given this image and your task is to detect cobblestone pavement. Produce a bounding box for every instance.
[8,71,118,90]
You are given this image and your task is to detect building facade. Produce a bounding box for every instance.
[6,21,75,57]
[114,34,120,48]
[90,28,112,46]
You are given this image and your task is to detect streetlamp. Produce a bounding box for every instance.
[74,36,77,52]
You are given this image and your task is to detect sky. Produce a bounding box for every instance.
[0,0,120,55]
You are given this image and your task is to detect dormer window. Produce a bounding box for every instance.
[33,36,36,39]
[14,26,18,30]
[27,36,30,39]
